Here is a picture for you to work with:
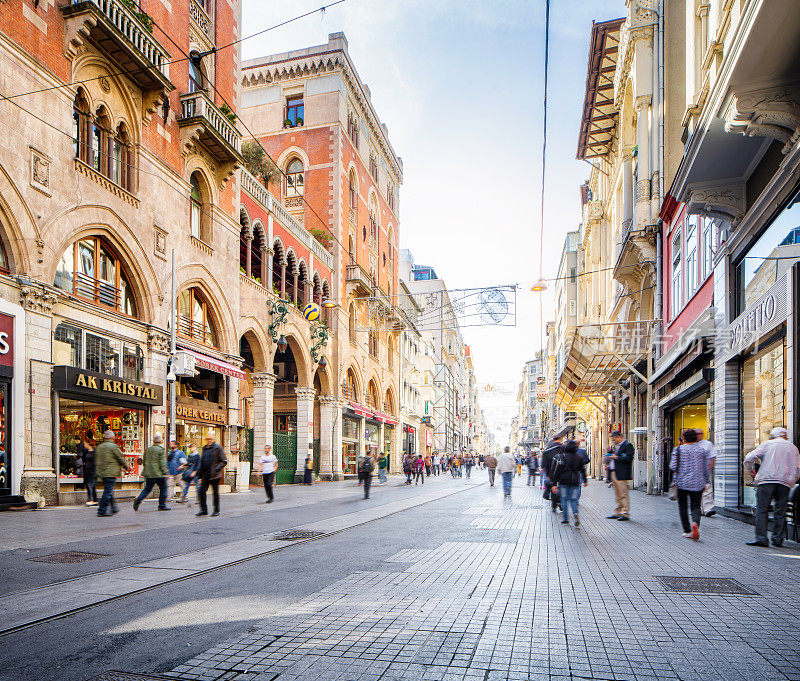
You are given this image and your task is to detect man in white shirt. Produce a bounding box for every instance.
[497,447,517,497]
[259,444,278,504]
[744,427,800,547]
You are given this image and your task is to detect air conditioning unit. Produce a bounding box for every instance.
[172,350,197,377]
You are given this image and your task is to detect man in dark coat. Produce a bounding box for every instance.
[607,431,634,521]
[541,429,569,513]
[196,434,227,517]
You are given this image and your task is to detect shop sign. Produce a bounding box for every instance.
[536,386,549,400]
[53,366,163,406]
[175,404,226,425]
[0,312,13,368]
[719,273,789,362]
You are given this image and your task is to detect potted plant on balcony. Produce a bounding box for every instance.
[284,118,294,128]
[241,141,279,187]
[220,102,237,124]
[121,0,154,32]
[295,116,304,126]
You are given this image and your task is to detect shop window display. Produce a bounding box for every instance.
[59,399,144,480]
[741,340,786,507]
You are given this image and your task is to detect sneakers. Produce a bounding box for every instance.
[690,522,700,541]
[211,510,220,517]
[560,519,570,524]
[132,498,141,512]
[574,514,580,527]
[195,510,208,516]
[682,532,693,538]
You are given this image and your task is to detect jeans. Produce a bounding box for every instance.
[84,471,97,502]
[451,466,457,478]
[198,477,220,513]
[560,485,581,521]
[755,482,790,544]
[98,477,117,515]
[378,467,387,484]
[363,474,372,499]
[262,472,275,501]
[136,477,169,508]
[405,471,412,484]
[677,488,703,533]
[527,469,537,486]
[415,470,424,484]
[182,475,200,500]
[501,471,513,495]
[465,466,472,478]
[487,468,496,486]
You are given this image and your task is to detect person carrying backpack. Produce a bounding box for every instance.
[551,440,588,527]
[359,452,375,499]
[526,453,539,486]
[541,429,568,513]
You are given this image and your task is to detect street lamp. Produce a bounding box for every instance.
[321,298,337,308]
[276,334,288,353]
[318,355,327,369]
[531,280,548,292]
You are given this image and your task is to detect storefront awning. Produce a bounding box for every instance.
[347,402,399,426]
[183,349,246,380]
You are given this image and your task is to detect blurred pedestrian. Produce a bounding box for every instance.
[497,446,516,497]
[259,444,278,503]
[133,433,170,512]
[377,451,389,485]
[414,454,425,485]
[542,430,568,514]
[669,428,713,541]
[403,453,413,484]
[432,452,440,476]
[526,452,538,486]
[196,434,227,517]
[551,440,588,526]
[607,431,634,521]
[484,452,497,487]
[465,455,474,478]
[696,428,717,516]
[303,453,313,485]
[167,440,187,502]
[180,443,200,504]
[359,451,375,499]
[77,430,97,506]
[744,427,800,548]
[95,430,127,517]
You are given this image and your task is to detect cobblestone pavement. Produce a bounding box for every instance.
[162,480,800,681]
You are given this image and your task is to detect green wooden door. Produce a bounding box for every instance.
[273,431,297,484]
[313,438,321,479]
[242,428,254,465]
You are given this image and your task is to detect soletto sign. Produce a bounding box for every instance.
[52,366,163,406]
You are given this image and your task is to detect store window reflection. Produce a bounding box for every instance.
[741,340,786,507]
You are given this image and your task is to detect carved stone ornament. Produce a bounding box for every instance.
[20,286,57,313]
[251,372,277,390]
[147,328,170,354]
[154,226,167,261]
[685,183,745,223]
[30,147,52,196]
[724,86,800,154]
[636,178,651,203]
[584,200,604,224]
[294,386,317,400]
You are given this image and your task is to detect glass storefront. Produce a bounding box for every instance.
[741,338,786,508]
[364,420,380,456]
[342,416,360,475]
[175,420,222,453]
[672,402,708,444]
[383,424,394,465]
[58,398,145,480]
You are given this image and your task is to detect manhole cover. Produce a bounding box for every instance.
[655,576,757,595]
[270,529,327,541]
[28,551,109,564]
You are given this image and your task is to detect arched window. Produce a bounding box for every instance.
[384,390,395,415]
[112,123,133,191]
[348,235,356,264]
[54,237,138,317]
[188,52,206,93]
[387,227,394,263]
[272,240,284,294]
[348,303,356,339]
[284,251,297,303]
[368,194,378,241]
[286,158,304,196]
[239,211,250,275]
[387,337,394,370]
[298,261,308,306]
[72,89,90,164]
[177,287,218,347]
[312,274,322,305]
[368,331,379,358]
[190,175,202,239]
[366,381,379,410]
[349,169,357,214]
[344,367,358,401]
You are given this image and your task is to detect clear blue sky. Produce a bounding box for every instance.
[241,0,626,439]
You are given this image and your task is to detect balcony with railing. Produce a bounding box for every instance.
[345,263,373,296]
[189,0,213,39]
[62,0,173,94]
[74,272,121,309]
[178,90,243,165]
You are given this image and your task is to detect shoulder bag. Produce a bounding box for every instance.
[668,446,681,501]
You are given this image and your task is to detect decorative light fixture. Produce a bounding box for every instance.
[318,355,327,369]
[531,280,548,292]
[321,298,337,309]
[276,334,288,353]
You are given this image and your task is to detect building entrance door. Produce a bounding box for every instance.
[273,431,297,485]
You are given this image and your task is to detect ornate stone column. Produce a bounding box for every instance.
[294,386,317,482]
[252,372,276,466]
[20,286,58,506]
[319,395,343,480]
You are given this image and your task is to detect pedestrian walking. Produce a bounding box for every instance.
[180,443,200,503]
[196,434,227,517]
[432,453,440,476]
[696,428,717,516]
[516,455,522,477]
[166,440,187,501]
[526,452,538,486]
[303,454,313,485]
[551,440,588,526]
[450,455,458,478]
[359,451,375,499]
[259,444,278,503]
[414,454,425,485]
[606,431,634,521]
[424,452,432,477]
[669,428,713,541]
[478,454,485,469]
[744,427,800,548]
[542,430,568,514]
[95,430,128,517]
[484,452,497,487]
[403,453,413,484]
[377,451,389,484]
[465,455,474,478]
[497,446,516,497]
[133,433,170,512]
[77,430,98,506]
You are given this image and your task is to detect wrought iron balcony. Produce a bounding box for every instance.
[345,263,373,296]
[62,0,173,94]
[178,90,243,165]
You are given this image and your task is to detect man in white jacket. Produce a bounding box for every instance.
[744,427,800,548]
[497,447,517,497]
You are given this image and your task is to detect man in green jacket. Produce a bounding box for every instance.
[133,433,170,512]
[95,430,127,517]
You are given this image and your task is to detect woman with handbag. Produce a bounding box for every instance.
[669,428,714,541]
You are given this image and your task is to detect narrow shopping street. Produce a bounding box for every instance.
[2,475,800,681]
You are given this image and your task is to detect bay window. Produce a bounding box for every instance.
[686,215,698,297]
[671,230,682,317]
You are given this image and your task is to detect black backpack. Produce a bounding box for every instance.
[359,457,374,475]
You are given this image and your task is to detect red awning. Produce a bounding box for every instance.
[184,349,246,380]
[347,402,399,426]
